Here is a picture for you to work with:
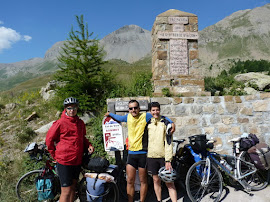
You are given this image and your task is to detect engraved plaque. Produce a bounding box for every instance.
[115,100,148,112]
[168,17,188,24]
[158,31,199,39]
[173,24,184,32]
[170,40,188,75]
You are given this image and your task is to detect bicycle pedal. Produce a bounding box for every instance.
[246,187,251,192]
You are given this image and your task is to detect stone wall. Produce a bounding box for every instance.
[107,93,270,154]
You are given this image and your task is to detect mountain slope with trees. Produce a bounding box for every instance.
[199,3,270,76]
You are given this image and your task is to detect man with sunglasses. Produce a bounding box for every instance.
[105,100,175,202]
[46,97,94,202]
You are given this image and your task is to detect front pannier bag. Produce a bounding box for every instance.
[248,143,270,170]
[35,173,55,201]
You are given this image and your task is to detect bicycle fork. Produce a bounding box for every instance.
[201,157,211,187]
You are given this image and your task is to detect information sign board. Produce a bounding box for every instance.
[102,117,124,151]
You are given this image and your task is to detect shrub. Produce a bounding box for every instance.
[86,114,108,158]
[126,72,153,96]
[162,88,172,97]
[16,127,37,143]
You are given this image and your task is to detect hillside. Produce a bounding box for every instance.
[199,3,270,76]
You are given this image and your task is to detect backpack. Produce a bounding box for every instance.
[35,173,55,201]
[239,133,259,151]
[248,143,270,170]
[86,175,107,202]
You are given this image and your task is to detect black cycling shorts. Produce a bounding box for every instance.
[57,163,81,187]
[147,158,165,175]
[127,153,147,169]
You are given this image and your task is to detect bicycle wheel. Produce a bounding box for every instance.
[103,181,119,202]
[78,177,119,202]
[238,151,270,191]
[16,170,43,202]
[186,160,223,202]
[116,167,127,200]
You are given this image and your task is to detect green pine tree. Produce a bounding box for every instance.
[54,15,115,112]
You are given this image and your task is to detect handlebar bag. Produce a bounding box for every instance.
[188,134,207,153]
[240,133,259,151]
[87,157,110,173]
[248,143,270,170]
[35,173,55,201]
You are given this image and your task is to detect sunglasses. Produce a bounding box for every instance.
[129,106,138,110]
[66,107,78,110]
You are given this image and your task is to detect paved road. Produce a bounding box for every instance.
[166,184,270,202]
[129,183,270,202]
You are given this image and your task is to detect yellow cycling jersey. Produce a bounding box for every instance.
[147,117,173,162]
[127,113,147,151]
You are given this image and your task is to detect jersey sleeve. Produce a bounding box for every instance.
[146,113,153,122]
[45,121,60,159]
[146,113,173,123]
[165,133,173,162]
[109,113,128,122]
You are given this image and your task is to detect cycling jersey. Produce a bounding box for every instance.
[146,116,173,162]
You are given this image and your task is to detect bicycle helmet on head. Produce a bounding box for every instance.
[63,97,79,107]
[158,166,177,183]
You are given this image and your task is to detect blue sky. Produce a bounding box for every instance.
[0,0,269,63]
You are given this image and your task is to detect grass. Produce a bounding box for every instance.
[104,57,151,84]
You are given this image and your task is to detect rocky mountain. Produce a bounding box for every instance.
[43,25,151,63]
[99,25,151,63]
[1,4,270,91]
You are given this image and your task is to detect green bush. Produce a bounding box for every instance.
[126,72,153,96]
[162,88,172,97]
[16,127,37,143]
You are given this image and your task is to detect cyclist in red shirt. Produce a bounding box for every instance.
[46,97,94,202]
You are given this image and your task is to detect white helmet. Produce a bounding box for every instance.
[24,142,37,152]
[63,97,79,107]
[158,166,177,183]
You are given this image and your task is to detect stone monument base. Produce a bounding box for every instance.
[153,75,211,97]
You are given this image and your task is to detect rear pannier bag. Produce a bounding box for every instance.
[248,143,270,170]
[239,133,259,151]
[86,176,106,202]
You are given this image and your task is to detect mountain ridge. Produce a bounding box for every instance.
[1,4,270,90]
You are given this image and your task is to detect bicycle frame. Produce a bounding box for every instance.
[207,151,257,191]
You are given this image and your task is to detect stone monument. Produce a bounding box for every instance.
[152,9,209,96]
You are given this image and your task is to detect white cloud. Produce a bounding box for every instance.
[23,35,32,41]
[0,26,32,52]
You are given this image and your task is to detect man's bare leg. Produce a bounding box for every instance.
[126,164,136,202]
[138,167,148,202]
